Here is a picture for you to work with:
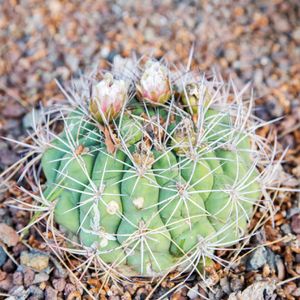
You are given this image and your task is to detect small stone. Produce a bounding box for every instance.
[225,48,238,63]
[284,282,297,295]
[2,259,16,273]
[109,296,120,300]
[40,281,46,290]
[20,251,50,272]
[228,281,276,300]
[291,214,300,234]
[212,285,224,300]
[170,291,185,300]
[51,256,67,278]
[9,285,28,298]
[22,109,43,129]
[274,16,290,33]
[45,286,57,300]
[0,145,19,167]
[12,243,27,256]
[275,256,285,281]
[33,272,49,284]
[292,287,300,297]
[52,278,66,292]
[2,102,26,118]
[65,54,80,73]
[64,283,76,297]
[0,246,7,267]
[265,248,276,270]
[0,271,6,281]
[280,223,291,235]
[265,98,284,118]
[187,284,199,299]
[0,223,19,246]
[29,285,44,300]
[134,288,148,300]
[230,277,244,292]
[246,247,268,270]
[0,273,13,291]
[287,208,300,219]
[220,277,231,294]
[23,267,35,287]
[262,264,271,277]
[292,27,300,42]
[100,46,111,58]
[13,271,23,285]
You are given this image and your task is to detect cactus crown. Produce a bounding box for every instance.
[1,56,294,297]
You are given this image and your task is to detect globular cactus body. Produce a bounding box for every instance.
[39,67,262,277]
[10,58,273,280]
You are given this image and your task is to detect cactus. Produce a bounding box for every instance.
[27,59,265,278]
[3,57,288,283]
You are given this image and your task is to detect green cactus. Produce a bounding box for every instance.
[39,108,261,276]
[26,60,264,278]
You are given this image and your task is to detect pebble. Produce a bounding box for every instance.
[45,286,58,300]
[8,285,29,299]
[0,271,6,281]
[212,285,224,300]
[64,283,76,297]
[22,109,43,129]
[292,27,300,42]
[2,259,16,273]
[0,143,19,168]
[291,214,300,234]
[13,271,23,285]
[0,223,19,247]
[52,278,66,292]
[65,54,80,73]
[0,273,13,291]
[20,251,50,272]
[2,102,26,118]
[186,284,199,299]
[275,255,285,281]
[51,256,67,279]
[292,287,300,297]
[23,267,35,287]
[33,272,50,284]
[265,248,276,270]
[284,282,297,295]
[287,207,300,219]
[220,277,231,294]
[225,48,238,63]
[280,223,291,235]
[230,277,244,292]
[246,247,268,271]
[265,98,284,118]
[0,246,7,267]
[29,285,44,300]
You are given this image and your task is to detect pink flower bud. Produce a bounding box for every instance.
[90,73,128,124]
[137,61,171,105]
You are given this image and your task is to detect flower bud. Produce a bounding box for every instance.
[137,61,171,105]
[182,83,211,115]
[90,73,128,124]
[171,118,196,156]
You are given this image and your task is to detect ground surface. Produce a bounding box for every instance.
[0,0,300,299]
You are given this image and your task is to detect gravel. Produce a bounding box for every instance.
[0,0,299,299]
